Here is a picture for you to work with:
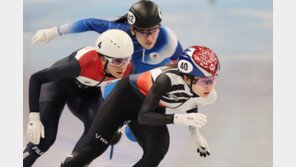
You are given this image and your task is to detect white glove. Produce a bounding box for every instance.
[189,126,210,157]
[31,26,59,46]
[26,112,45,145]
[173,113,207,128]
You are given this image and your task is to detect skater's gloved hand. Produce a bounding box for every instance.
[173,113,207,128]
[27,112,45,145]
[189,126,210,157]
[31,26,59,46]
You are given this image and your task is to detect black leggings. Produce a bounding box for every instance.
[61,77,170,167]
[23,81,103,167]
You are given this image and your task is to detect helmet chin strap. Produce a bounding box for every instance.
[103,60,116,78]
[183,75,199,97]
[190,77,194,89]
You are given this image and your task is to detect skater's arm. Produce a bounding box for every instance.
[29,52,81,113]
[32,18,130,46]
[138,74,174,125]
[57,18,125,35]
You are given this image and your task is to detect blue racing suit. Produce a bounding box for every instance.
[57,18,183,74]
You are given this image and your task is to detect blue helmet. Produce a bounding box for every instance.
[177,46,220,77]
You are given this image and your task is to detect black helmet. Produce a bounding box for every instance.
[127,0,162,29]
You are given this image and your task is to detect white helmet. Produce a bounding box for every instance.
[95,29,134,58]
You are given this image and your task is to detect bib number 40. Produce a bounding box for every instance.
[180,62,188,71]
[178,60,193,73]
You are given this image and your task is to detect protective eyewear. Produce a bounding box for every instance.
[134,27,160,37]
[105,56,131,67]
[192,76,217,86]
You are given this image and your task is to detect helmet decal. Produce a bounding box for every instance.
[191,47,218,76]
[127,11,136,25]
[177,46,220,77]
[177,59,193,74]
[97,41,102,49]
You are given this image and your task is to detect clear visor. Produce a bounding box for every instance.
[105,57,131,67]
[134,27,160,37]
[194,76,217,86]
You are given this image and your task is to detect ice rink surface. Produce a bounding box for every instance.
[23,0,272,166]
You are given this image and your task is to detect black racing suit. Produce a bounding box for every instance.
[61,67,207,167]
[23,47,133,167]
